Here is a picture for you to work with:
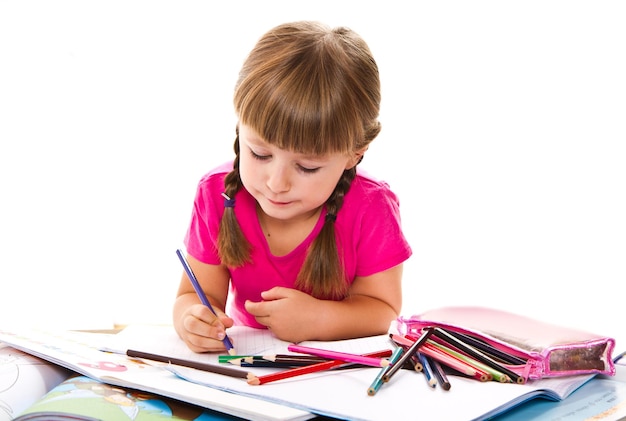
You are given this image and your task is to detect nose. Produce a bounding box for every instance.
[265,162,291,194]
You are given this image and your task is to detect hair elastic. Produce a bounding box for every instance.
[221,192,235,208]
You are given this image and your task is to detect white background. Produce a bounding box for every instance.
[1,1,624,347]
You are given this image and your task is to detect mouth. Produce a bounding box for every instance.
[267,198,291,206]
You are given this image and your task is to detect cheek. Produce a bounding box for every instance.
[304,173,342,201]
[238,156,257,189]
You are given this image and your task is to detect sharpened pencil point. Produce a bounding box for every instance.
[246,373,260,385]
[228,348,237,356]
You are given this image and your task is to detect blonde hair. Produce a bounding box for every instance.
[219,21,381,299]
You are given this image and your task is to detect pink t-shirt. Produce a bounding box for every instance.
[184,161,412,328]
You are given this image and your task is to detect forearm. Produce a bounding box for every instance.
[306,294,399,342]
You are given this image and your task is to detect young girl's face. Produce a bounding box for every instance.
[238,123,358,222]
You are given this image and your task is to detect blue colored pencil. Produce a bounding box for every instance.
[418,351,437,388]
[176,249,236,355]
[427,355,451,390]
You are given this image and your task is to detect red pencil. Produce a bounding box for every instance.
[247,349,392,385]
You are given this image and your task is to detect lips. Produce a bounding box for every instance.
[267,198,291,206]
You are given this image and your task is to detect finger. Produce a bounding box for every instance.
[260,286,289,300]
[192,305,226,328]
[186,332,228,353]
[245,299,270,318]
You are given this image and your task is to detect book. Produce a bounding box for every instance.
[0,342,71,421]
[2,324,625,421]
[13,374,244,420]
[488,365,626,420]
[0,327,313,421]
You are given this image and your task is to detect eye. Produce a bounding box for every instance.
[297,164,320,174]
[249,149,270,161]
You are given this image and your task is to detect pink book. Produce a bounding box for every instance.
[395,306,616,381]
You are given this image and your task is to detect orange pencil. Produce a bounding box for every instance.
[247,349,392,385]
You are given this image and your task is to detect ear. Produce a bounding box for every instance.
[346,147,368,169]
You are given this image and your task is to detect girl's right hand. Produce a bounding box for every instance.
[178,303,234,353]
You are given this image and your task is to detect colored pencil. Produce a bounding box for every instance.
[428,355,451,390]
[389,334,425,371]
[218,354,326,364]
[441,329,528,366]
[262,354,328,363]
[176,249,236,355]
[230,359,320,368]
[127,349,250,379]
[432,328,524,384]
[367,347,404,396]
[382,328,433,382]
[389,333,414,348]
[420,343,491,382]
[218,355,250,363]
[287,344,390,368]
[428,340,511,383]
[411,354,423,371]
[417,351,437,388]
[247,349,392,386]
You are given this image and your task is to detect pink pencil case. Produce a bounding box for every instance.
[394,306,616,381]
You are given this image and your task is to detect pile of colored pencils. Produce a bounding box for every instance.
[215,326,528,395]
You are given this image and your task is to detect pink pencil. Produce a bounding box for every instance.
[248,349,392,385]
[288,344,390,368]
[389,333,414,347]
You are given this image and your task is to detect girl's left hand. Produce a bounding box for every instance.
[244,287,322,343]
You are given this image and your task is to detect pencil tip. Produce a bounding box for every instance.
[247,374,260,385]
[228,348,237,356]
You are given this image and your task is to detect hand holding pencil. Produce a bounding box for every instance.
[176,249,236,355]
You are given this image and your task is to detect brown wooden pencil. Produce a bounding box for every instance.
[127,349,250,379]
[382,328,433,382]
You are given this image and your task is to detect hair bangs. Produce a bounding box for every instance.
[236,78,362,156]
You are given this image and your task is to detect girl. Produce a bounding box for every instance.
[173,21,412,352]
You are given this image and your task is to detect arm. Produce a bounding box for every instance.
[244,263,403,343]
[173,254,233,353]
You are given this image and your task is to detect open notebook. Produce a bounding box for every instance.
[0,324,613,421]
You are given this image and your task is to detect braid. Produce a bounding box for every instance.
[296,167,357,299]
[217,132,252,267]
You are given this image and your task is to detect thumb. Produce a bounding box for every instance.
[260,286,289,301]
